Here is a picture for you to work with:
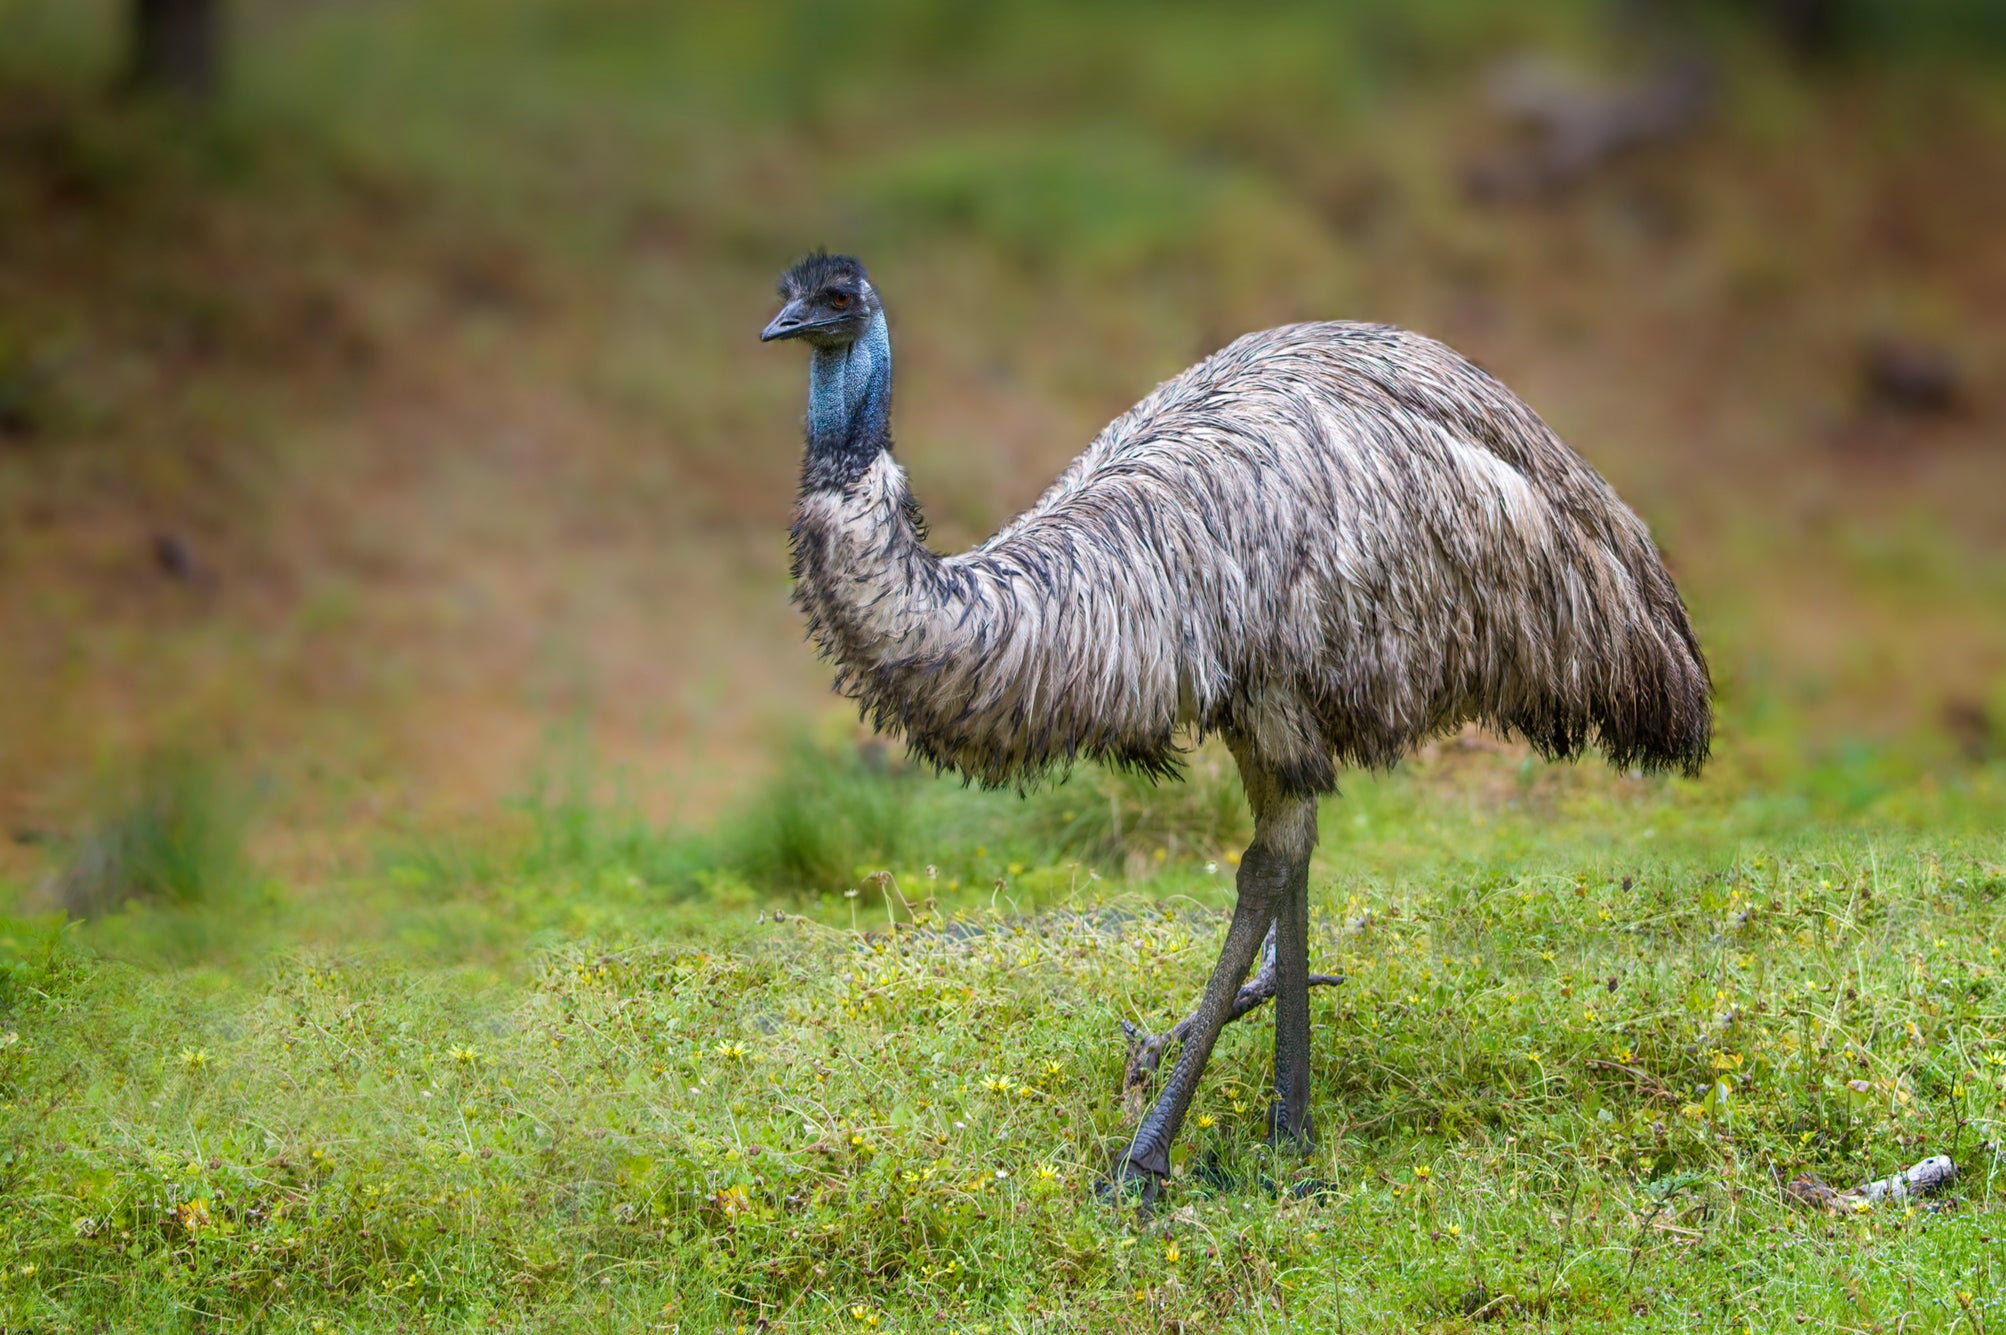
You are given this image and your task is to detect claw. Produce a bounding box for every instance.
[1098,1156,1166,1214]
[1190,1150,1338,1202]
[1265,1105,1317,1155]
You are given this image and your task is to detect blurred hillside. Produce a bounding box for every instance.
[0,0,2002,878]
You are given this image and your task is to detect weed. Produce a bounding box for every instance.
[712,739,920,893]
[1024,745,1252,873]
[54,750,249,919]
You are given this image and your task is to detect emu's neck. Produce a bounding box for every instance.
[803,309,892,493]
[791,308,953,738]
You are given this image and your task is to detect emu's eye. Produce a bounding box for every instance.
[827,291,853,310]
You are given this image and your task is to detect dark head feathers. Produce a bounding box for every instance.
[779,251,869,300]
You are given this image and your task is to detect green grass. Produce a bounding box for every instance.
[3,747,2003,1332]
[51,751,253,924]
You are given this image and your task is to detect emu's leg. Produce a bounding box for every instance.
[1118,921,1345,1105]
[1267,826,1316,1150]
[1115,845,1285,1195]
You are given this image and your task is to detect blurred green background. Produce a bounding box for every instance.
[0,0,2001,914]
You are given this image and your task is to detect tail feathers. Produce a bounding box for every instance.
[1528,558,1711,778]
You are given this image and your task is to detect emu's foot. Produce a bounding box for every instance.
[1097,1155,1167,1213]
[1099,1139,1171,1213]
[1265,1105,1316,1156]
[1285,1175,1341,1202]
[1192,1152,1339,1202]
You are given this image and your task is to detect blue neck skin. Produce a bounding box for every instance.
[802,309,892,492]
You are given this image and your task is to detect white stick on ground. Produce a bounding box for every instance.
[1849,1155,1957,1204]
[1784,1155,1957,1210]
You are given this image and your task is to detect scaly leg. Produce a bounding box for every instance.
[1114,843,1285,1198]
[1268,830,1316,1150]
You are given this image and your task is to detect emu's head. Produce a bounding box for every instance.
[760,251,879,349]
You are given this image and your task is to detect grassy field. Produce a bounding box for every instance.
[3,743,2003,1332]
[3,0,2005,1330]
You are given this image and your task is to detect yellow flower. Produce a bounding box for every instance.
[1165,1242,1180,1263]
[1197,1114,1216,1129]
[714,1042,748,1061]
[179,1047,210,1070]
[1036,1165,1059,1182]
[1413,1165,1430,1179]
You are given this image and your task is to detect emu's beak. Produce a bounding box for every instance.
[760,300,812,343]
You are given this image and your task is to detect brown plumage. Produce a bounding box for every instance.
[763,253,1710,1201]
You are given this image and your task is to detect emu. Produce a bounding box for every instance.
[760,252,1710,1199]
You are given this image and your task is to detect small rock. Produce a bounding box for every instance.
[1782,1172,1840,1210]
[153,531,203,583]
[1860,337,1961,416]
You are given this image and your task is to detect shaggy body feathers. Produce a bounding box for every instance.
[766,253,1711,1190]
[790,320,1710,796]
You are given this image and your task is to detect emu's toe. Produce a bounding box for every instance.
[1098,1153,1168,1212]
[1265,1105,1317,1154]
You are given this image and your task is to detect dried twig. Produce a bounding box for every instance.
[1783,1154,1957,1212]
